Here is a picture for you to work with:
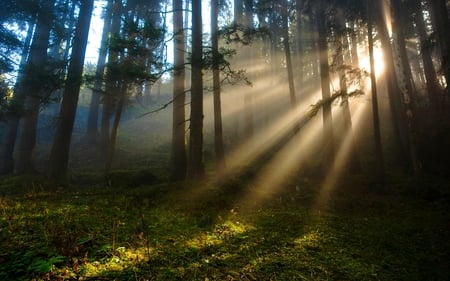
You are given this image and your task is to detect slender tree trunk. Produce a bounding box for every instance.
[281,0,297,108]
[367,7,385,182]
[375,0,411,170]
[47,0,94,183]
[391,0,422,176]
[14,0,55,174]
[187,0,204,179]
[170,0,187,180]
[1,20,35,174]
[211,0,225,169]
[337,34,361,173]
[429,0,450,95]
[317,4,335,170]
[100,0,122,160]
[234,0,243,25]
[86,0,113,143]
[413,0,442,113]
[295,0,304,94]
[105,82,127,173]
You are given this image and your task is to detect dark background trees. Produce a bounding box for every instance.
[0,0,448,183]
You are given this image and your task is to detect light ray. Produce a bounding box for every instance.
[312,100,368,211]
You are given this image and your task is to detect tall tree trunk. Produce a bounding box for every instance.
[170,0,187,180]
[211,0,225,169]
[412,0,441,113]
[1,19,35,174]
[317,4,335,170]
[187,0,204,179]
[375,0,411,170]
[86,0,113,143]
[47,0,94,184]
[105,82,127,173]
[391,0,422,176]
[295,0,304,94]
[281,0,297,108]
[337,34,361,173]
[429,0,450,95]
[14,0,55,174]
[367,6,385,182]
[234,0,243,25]
[100,0,122,160]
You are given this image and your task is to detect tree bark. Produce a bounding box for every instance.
[100,0,122,160]
[170,0,187,180]
[367,5,385,182]
[429,0,450,95]
[337,33,361,173]
[0,19,35,174]
[187,0,204,179]
[47,0,94,184]
[281,0,297,108]
[375,0,411,170]
[14,0,55,174]
[317,4,335,170]
[86,0,113,143]
[211,0,226,169]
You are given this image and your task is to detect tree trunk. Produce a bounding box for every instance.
[282,0,297,108]
[47,0,94,184]
[170,0,187,180]
[375,0,411,170]
[391,0,422,176]
[86,0,113,143]
[14,0,55,174]
[187,0,204,179]
[317,4,335,170]
[412,0,441,113]
[105,82,127,173]
[0,19,35,174]
[367,6,385,182]
[337,34,361,173]
[295,0,304,94]
[234,0,243,25]
[211,0,226,169]
[100,0,122,160]
[429,0,450,95]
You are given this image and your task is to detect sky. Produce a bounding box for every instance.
[84,0,214,65]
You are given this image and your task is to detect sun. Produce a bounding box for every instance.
[359,46,385,78]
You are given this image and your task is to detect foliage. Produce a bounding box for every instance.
[0,173,449,280]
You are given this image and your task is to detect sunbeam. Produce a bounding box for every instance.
[313,100,369,211]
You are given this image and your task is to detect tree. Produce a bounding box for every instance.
[14,0,56,174]
[316,2,335,170]
[0,18,35,174]
[85,0,114,144]
[48,0,94,184]
[187,0,204,179]
[170,0,188,180]
[281,0,297,109]
[367,0,384,182]
[211,0,226,169]
[428,0,450,95]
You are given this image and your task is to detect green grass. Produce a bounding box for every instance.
[0,173,449,280]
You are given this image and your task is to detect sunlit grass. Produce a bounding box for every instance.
[0,174,449,280]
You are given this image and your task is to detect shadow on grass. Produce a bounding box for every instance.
[0,172,449,280]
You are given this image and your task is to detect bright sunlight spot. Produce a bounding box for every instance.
[359,46,385,78]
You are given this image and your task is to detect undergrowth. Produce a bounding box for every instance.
[0,172,449,280]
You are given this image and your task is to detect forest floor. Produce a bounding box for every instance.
[0,172,449,281]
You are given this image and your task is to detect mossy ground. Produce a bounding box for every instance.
[0,173,449,280]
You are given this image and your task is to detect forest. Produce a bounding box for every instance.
[0,0,449,280]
